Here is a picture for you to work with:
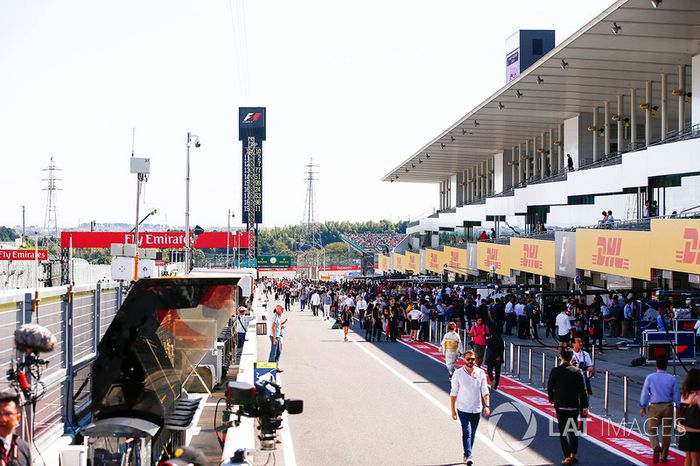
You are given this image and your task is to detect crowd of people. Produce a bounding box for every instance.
[344,232,405,253]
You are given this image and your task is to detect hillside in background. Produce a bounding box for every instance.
[0,226,18,242]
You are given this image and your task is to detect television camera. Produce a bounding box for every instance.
[224,379,303,451]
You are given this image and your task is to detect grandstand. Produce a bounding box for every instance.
[340,232,407,254]
[381,0,700,290]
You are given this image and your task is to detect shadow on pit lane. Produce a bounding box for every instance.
[344,323,636,466]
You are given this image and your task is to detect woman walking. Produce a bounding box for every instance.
[341,305,354,342]
[469,316,490,367]
[678,368,700,466]
[441,322,463,381]
[363,302,374,341]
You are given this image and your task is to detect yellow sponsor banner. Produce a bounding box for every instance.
[576,229,652,281]
[378,254,389,273]
[651,219,700,275]
[393,253,405,273]
[443,246,467,274]
[404,252,420,275]
[510,238,556,277]
[476,242,511,276]
[425,248,444,274]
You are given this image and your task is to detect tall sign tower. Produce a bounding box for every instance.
[42,157,62,238]
[239,107,266,264]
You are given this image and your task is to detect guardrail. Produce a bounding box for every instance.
[420,320,688,444]
[0,281,124,460]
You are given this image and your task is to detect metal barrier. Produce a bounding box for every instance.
[0,282,123,453]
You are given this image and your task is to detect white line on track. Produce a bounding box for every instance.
[349,335,523,466]
[398,340,648,466]
[276,374,298,466]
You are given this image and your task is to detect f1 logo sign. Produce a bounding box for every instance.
[242,112,262,123]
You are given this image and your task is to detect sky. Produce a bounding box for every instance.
[0,0,616,231]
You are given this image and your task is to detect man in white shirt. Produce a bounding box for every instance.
[355,295,368,321]
[450,350,490,466]
[556,308,573,349]
[310,290,321,317]
[514,300,528,339]
[504,297,516,335]
[572,337,594,394]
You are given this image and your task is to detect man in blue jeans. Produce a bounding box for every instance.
[268,304,286,372]
[450,350,491,465]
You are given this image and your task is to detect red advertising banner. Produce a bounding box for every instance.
[60,231,253,249]
[0,249,49,261]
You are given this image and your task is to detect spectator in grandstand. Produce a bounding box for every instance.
[598,211,609,226]
[490,228,496,239]
[548,348,589,466]
[567,154,575,171]
[450,350,491,466]
[605,210,615,225]
[441,322,463,381]
[478,230,489,241]
[639,356,680,464]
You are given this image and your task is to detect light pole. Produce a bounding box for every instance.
[226,209,235,268]
[185,132,200,273]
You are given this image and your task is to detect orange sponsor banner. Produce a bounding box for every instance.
[392,253,405,273]
[576,229,651,281]
[404,252,419,275]
[425,249,444,274]
[651,219,700,275]
[476,242,511,276]
[443,246,467,274]
[510,238,555,277]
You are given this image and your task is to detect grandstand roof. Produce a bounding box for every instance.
[383,0,700,183]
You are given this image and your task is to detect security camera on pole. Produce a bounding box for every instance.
[185,132,201,273]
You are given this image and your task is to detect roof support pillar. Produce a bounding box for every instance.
[456,171,464,206]
[592,106,599,162]
[604,101,610,156]
[471,166,476,201]
[532,135,538,180]
[645,80,652,147]
[541,131,547,178]
[517,143,523,185]
[524,139,530,181]
[558,124,563,171]
[511,146,516,189]
[548,128,554,175]
[678,64,686,131]
[477,163,483,199]
[661,72,667,140]
[630,87,637,147]
[617,95,624,154]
